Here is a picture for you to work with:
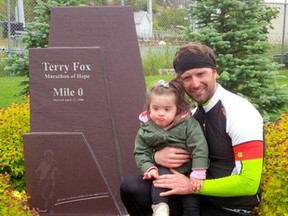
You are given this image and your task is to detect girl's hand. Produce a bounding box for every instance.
[143,169,159,180]
[190,178,204,193]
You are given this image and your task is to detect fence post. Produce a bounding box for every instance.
[280,0,287,64]
[17,0,26,27]
[6,0,11,54]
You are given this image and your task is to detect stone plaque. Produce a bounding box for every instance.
[24,132,120,215]
[48,6,146,180]
[24,6,146,215]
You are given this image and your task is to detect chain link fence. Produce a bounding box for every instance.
[1,1,286,55]
[0,0,192,54]
[0,0,37,53]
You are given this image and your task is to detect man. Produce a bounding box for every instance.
[120,42,264,216]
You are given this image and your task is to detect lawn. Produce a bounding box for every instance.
[0,76,28,108]
[278,71,288,88]
[145,74,173,87]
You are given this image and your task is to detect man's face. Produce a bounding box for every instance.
[180,68,218,105]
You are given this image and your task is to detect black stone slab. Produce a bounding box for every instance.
[48,6,146,181]
[24,132,120,215]
[26,6,146,215]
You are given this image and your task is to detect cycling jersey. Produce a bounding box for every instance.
[193,84,264,210]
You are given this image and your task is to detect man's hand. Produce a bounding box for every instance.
[154,146,190,168]
[153,169,192,196]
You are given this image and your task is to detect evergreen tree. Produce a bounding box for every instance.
[22,0,89,49]
[3,0,89,93]
[185,0,287,119]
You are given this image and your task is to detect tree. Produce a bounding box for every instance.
[124,0,147,11]
[184,0,287,119]
[3,0,89,93]
[23,0,38,22]
[155,8,190,30]
[22,0,89,49]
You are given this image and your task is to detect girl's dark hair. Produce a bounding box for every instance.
[146,78,191,115]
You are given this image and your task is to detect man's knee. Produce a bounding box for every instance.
[120,175,140,196]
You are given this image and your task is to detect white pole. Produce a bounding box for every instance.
[7,0,11,54]
[148,0,152,37]
[280,0,287,64]
[17,0,25,27]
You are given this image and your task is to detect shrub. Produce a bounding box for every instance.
[0,52,7,77]
[0,96,30,191]
[0,173,38,216]
[0,95,287,215]
[141,45,175,76]
[256,112,288,215]
[2,53,29,76]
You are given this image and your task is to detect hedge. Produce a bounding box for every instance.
[0,97,287,215]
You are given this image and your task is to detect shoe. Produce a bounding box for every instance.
[152,202,169,216]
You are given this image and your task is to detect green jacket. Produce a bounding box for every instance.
[134,112,209,174]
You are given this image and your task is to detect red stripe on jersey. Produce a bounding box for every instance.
[234,141,263,160]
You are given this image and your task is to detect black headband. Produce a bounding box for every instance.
[174,53,216,74]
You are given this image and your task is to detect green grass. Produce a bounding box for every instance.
[145,74,174,88]
[0,38,7,47]
[141,45,176,76]
[278,71,288,90]
[0,76,28,108]
[0,52,7,76]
